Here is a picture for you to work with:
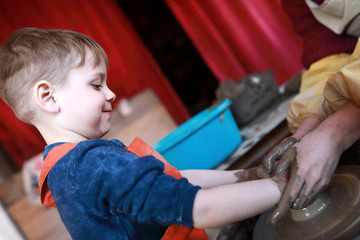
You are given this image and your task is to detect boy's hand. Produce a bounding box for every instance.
[234,142,298,225]
[235,139,297,184]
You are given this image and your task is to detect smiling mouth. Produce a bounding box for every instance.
[103,110,112,118]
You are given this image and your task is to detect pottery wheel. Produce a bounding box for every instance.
[253,165,360,240]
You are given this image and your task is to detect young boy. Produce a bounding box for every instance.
[0,28,287,240]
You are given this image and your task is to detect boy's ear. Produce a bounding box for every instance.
[33,80,60,113]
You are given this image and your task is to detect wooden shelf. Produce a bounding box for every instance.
[217,96,292,170]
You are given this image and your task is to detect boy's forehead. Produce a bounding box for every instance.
[72,50,107,74]
[79,49,106,68]
[85,50,96,63]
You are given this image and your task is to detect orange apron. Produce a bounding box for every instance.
[39,137,207,240]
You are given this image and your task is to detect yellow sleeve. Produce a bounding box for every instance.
[287,53,352,133]
[323,39,360,113]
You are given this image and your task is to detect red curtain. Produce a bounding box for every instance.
[1,0,304,167]
[0,0,189,167]
[165,0,303,85]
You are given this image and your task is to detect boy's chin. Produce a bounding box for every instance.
[98,128,111,139]
[86,130,110,140]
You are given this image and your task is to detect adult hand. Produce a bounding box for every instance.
[270,129,342,224]
[289,130,341,208]
[270,146,296,193]
[270,146,298,224]
[257,137,298,179]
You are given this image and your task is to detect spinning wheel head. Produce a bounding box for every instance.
[254,166,360,240]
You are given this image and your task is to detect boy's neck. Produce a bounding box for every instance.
[34,121,88,145]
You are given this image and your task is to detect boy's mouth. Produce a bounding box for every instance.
[102,109,112,118]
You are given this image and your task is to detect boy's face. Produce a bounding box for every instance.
[55,51,116,140]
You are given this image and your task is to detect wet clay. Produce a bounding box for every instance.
[261,137,298,174]
[234,168,259,182]
[253,165,360,240]
[214,70,280,127]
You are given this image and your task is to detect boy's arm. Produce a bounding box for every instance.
[180,169,257,189]
[192,177,282,228]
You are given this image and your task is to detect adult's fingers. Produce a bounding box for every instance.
[262,137,298,174]
[294,180,327,209]
[273,147,297,176]
[297,192,315,210]
[270,159,304,225]
[270,184,298,225]
[269,147,297,192]
[292,185,308,209]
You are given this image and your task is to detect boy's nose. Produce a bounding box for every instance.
[106,88,116,103]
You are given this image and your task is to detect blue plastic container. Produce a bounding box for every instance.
[154,99,242,170]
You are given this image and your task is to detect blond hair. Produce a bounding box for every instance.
[0,28,108,123]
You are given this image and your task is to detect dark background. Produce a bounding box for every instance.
[117,0,219,116]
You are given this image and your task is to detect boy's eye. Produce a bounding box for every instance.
[92,84,103,90]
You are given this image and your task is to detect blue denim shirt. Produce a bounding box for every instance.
[45,139,200,240]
